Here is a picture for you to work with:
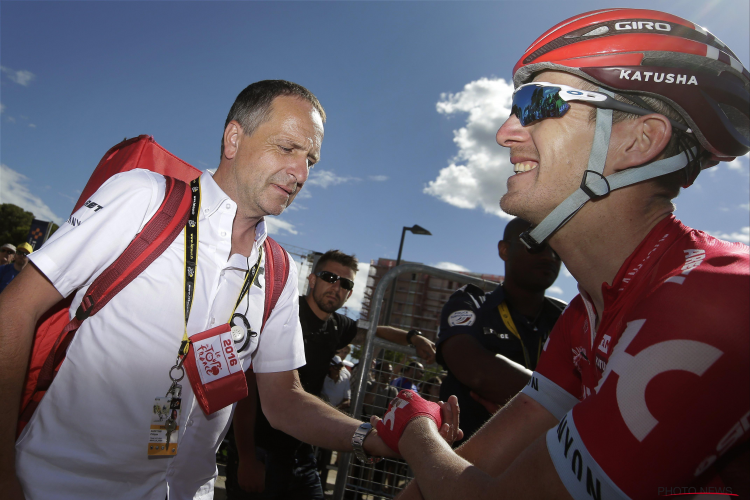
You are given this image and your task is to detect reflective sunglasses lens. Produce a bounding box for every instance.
[512,85,570,126]
[318,271,338,284]
[339,278,354,291]
[317,271,354,290]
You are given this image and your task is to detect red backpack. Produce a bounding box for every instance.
[18,135,290,437]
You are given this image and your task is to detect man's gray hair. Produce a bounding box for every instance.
[220,80,326,158]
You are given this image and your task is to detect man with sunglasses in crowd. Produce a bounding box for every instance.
[227,249,437,500]
[378,8,748,500]
[0,243,32,294]
[0,244,16,267]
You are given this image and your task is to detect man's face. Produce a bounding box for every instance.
[0,247,14,266]
[406,364,424,381]
[308,261,355,314]
[497,71,596,224]
[14,249,29,268]
[228,96,324,218]
[329,364,342,382]
[501,231,561,292]
[377,363,393,384]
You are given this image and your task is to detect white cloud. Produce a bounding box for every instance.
[265,217,298,236]
[1,66,35,86]
[0,164,62,224]
[0,103,5,114]
[740,203,750,211]
[709,227,749,244]
[425,77,516,219]
[345,262,372,317]
[726,153,749,172]
[6,116,16,123]
[369,175,388,182]
[430,261,470,272]
[307,169,359,188]
[28,123,36,128]
[547,285,564,296]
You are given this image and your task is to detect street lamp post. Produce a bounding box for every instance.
[384,224,431,325]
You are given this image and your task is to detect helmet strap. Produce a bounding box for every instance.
[520,88,695,250]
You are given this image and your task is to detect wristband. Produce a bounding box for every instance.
[376,390,442,454]
[406,329,423,346]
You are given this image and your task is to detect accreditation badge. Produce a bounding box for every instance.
[147,384,182,456]
[183,323,248,414]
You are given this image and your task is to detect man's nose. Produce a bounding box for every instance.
[289,155,310,186]
[496,114,528,148]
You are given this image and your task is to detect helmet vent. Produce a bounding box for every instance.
[718,104,750,142]
[583,26,609,37]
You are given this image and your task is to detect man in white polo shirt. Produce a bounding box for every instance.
[0,80,395,500]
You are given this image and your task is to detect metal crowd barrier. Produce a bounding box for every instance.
[331,264,498,500]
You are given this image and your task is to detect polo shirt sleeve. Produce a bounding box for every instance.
[435,286,484,368]
[249,251,306,373]
[28,169,166,298]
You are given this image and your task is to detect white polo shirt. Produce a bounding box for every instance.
[18,169,305,500]
[322,367,351,407]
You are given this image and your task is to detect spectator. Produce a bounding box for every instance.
[363,360,398,418]
[0,243,32,294]
[322,355,351,410]
[421,376,442,403]
[391,361,424,391]
[435,217,565,443]
[0,244,16,266]
[227,249,437,500]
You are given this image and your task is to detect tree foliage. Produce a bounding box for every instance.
[0,204,59,246]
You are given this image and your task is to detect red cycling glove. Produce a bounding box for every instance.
[376,390,443,453]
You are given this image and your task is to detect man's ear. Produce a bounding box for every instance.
[223,121,243,160]
[607,114,672,173]
[307,272,316,293]
[498,240,509,262]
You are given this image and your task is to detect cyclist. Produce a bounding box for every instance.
[380,8,749,499]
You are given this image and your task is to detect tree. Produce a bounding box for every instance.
[0,204,59,246]
[0,204,34,245]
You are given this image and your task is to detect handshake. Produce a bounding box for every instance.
[373,390,463,453]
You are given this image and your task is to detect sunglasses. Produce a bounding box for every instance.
[0,248,14,254]
[511,82,691,133]
[315,271,354,291]
[16,251,30,256]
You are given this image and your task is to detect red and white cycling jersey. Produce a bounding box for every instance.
[520,216,749,500]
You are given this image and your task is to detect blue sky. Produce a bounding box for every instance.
[2,0,748,317]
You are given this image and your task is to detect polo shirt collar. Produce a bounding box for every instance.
[197,170,269,247]
[198,170,233,220]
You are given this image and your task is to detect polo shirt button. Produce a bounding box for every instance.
[210,318,215,325]
[225,204,231,209]
[220,231,227,237]
[203,208,209,213]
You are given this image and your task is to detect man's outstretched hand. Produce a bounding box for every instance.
[370,391,462,453]
[412,336,437,365]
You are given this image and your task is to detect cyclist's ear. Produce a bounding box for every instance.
[607,114,672,175]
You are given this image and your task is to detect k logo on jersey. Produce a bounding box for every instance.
[595,319,723,441]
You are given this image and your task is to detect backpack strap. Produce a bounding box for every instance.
[261,236,290,332]
[34,176,193,392]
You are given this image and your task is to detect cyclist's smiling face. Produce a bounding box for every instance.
[497,71,596,225]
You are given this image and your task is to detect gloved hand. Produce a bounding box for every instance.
[375,390,443,453]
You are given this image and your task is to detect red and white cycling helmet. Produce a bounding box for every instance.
[512,9,750,249]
